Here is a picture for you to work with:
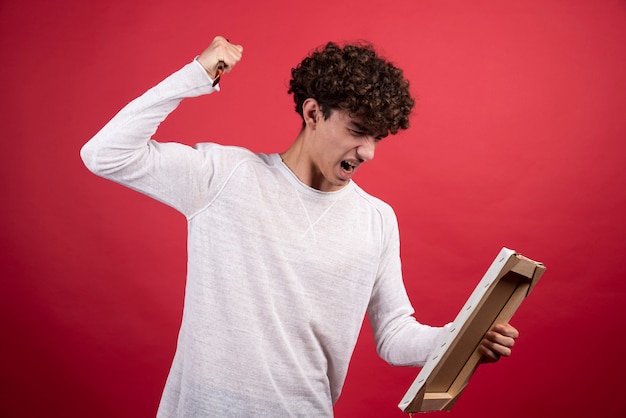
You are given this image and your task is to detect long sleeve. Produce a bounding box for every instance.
[367,210,448,367]
[80,59,220,216]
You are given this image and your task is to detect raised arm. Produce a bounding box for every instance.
[80,37,243,216]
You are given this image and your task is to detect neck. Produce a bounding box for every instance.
[280,134,311,184]
[280,133,333,191]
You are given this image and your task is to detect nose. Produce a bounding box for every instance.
[356,137,376,162]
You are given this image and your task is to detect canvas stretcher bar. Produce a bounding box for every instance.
[398,247,545,413]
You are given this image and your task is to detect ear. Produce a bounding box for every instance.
[301,98,320,129]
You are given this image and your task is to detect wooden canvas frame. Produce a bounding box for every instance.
[398,247,545,413]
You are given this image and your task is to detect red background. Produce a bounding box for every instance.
[2,0,626,417]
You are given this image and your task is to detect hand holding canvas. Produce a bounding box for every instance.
[479,323,519,363]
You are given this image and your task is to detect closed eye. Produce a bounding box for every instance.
[348,121,384,141]
[349,128,367,137]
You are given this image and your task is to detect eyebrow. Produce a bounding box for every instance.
[349,120,385,139]
[348,121,371,135]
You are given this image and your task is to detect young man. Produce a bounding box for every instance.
[81,36,518,417]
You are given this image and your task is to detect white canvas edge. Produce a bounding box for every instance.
[397,247,516,411]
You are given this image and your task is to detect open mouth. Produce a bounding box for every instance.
[341,160,357,173]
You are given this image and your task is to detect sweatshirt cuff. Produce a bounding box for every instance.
[193,57,221,92]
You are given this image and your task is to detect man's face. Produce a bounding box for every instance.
[309,109,381,192]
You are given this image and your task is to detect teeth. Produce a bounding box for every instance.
[341,161,356,172]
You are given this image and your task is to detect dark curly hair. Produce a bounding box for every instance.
[288,41,415,138]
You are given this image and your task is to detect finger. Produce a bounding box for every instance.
[212,37,242,61]
[482,333,514,359]
[480,339,512,364]
[220,43,244,73]
[492,323,520,339]
[485,330,516,349]
[198,37,244,78]
[478,343,501,363]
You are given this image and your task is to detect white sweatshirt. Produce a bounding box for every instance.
[80,59,446,417]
